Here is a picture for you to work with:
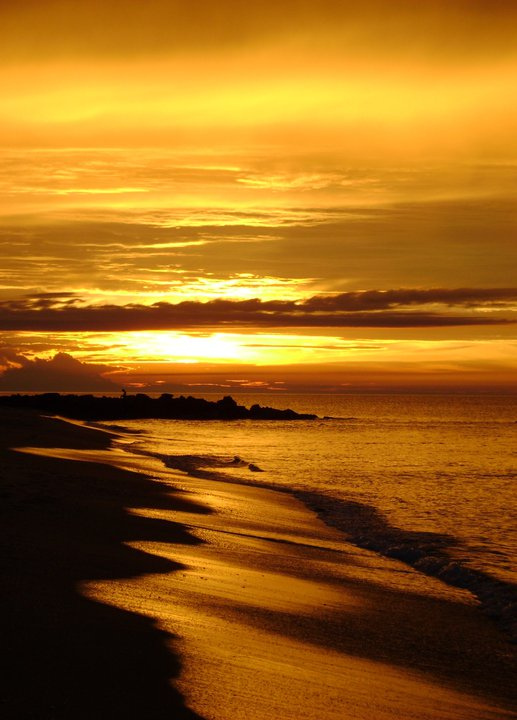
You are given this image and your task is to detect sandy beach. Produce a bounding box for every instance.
[1,410,516,719]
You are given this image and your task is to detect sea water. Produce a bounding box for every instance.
[106,394,517,636]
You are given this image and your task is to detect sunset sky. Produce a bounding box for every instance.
[0,0,516,393]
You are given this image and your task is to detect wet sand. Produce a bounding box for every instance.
[1,410,516,719]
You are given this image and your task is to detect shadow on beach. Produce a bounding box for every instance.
[0,409,206,719]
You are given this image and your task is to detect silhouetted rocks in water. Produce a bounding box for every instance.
[0,393,317,422]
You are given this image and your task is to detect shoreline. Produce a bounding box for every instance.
[2,409,516,719]
[124,440,517,643]
[0,408,202,719]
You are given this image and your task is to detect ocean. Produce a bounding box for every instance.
[103,393,517,638]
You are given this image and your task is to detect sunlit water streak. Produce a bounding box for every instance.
[103,393,517,635]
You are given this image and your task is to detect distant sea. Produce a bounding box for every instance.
[96,393,517,637]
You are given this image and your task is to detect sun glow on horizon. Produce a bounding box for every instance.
[110,332,251,364]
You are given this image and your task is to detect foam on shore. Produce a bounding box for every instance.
[123,443,517,643]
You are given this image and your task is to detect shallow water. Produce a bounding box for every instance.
[106,393,517,636]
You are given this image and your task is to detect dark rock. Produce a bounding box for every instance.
[0,393,318,422]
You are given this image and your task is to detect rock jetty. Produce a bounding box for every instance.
[0,393,317,422]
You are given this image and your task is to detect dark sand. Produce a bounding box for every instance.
[1,409,516,719]
[0,409,204,719]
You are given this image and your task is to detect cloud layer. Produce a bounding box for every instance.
[0,288,514,332]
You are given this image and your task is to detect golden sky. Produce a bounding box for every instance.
[0,1,516,393]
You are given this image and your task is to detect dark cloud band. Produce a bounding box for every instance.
[0,288,515,331]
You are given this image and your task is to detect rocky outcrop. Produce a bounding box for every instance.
[0,393,317,421]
